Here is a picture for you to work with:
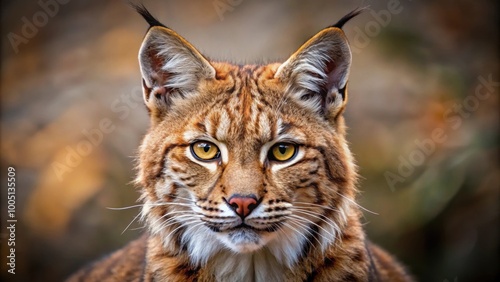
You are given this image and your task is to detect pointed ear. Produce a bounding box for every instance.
[275,27,352,119]
[138,26,215,121]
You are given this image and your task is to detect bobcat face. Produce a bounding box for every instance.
[135,7,358,266]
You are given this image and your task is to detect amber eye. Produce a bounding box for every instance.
[269,143,297,162]
[191,141,220,161]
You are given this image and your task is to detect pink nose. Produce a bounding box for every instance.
[228,195,258,218]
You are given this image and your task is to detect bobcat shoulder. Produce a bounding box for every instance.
[68,5,413,282]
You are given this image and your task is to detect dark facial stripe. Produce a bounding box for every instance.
[314,145,347,185]
[154,143,181,180]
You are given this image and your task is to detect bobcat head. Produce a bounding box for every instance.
[134,5,361,269]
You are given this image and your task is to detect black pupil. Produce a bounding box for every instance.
[202,144,210,152]
[278,145,287,154]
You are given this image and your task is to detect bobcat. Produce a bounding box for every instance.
[68,5,413,282]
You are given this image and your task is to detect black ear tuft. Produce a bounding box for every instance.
[330,7,366,29]
[130,2,167,28]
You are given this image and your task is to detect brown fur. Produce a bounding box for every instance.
[67,7,413,282]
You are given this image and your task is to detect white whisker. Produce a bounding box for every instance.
[282,221,314,249]
[153,212,202,230]
[106,203,160,210]
[162,219,201,239]
[333,192,378,215]
[288,215,335,244]
[286,220,321,250]
[291,208,340,234]
[292,201,339,212]
[121,211,143,235]
[148,210,200,230]
[291,214,337,239]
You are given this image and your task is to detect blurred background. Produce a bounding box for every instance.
[1,0,498,281]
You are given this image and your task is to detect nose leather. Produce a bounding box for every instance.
[227,195,258,218]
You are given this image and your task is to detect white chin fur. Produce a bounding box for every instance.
[139,208,317,282]
[217,229,271,253]
[183,227,299,282]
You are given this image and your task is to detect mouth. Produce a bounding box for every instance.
[203,220,284,253]
[228,223,254,231]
